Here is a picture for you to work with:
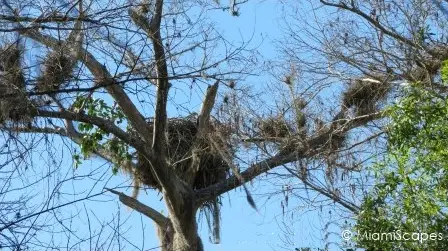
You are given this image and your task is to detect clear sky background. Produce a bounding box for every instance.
[1,1,350,251]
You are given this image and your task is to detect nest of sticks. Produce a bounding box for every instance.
[257,116,292,138]
[342,78,391,116]
[36,49,76,92]
[134,115,231,191]
[130,115,231,244]
[0,44,34,124]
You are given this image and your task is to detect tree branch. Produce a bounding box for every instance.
[17,26,185,206]
[0,14,97,24]
[128,0,189,226]
[129,0,169,155]
[197,81,219,136]
[34,110,142,148]
[146,0,170,156]
[319,0,422,50]
[106,189,168,227]
[283,165,359,213]
[196,111,383,203]
[18,26,154,146]
[186,81,220,184]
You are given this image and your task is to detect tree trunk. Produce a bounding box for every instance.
[157,217,203,251]
[156,182,204,251]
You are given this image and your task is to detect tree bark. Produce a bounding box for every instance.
[157,219,203,251]
[107,188,202,251]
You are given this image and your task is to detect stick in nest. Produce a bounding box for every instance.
[0,42,33,124]
[36,10,83,97]
[36,50,77,93]
[342,78,391,116]
[208,132,258,212]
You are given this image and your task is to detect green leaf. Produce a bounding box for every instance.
[442,60,448,84]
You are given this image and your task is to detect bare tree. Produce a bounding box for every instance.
[262,0,448,249]
[3,0,446,250]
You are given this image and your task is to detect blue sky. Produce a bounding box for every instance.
[0,1,351,251]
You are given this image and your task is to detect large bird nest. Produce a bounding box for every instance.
[257,116,292,138]
[134,115,231,191]
[130,115,231,244]
[0,44,34,124]
[342,78,391,116]
[36,49,76,92]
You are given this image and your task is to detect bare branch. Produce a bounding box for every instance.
[34,110,141,148]
[197,81,219,136]
[18,26,154,146]
[186,81,220,184]
[128,1,189,226]
[207,134,258,211]
[106,189,168,227]
[196,111,383,203]
[319,0,421,50]
[283,165,360,213]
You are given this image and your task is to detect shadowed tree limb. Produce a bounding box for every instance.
[196,111,383,204]
[34,109,140,147]
[18,20,188,225]
[186,81,220,184]
[207,133,259,211]
[106,188,168,227]
[18,25,154,146]
[128,0,196,240]
[196,81,220,136]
